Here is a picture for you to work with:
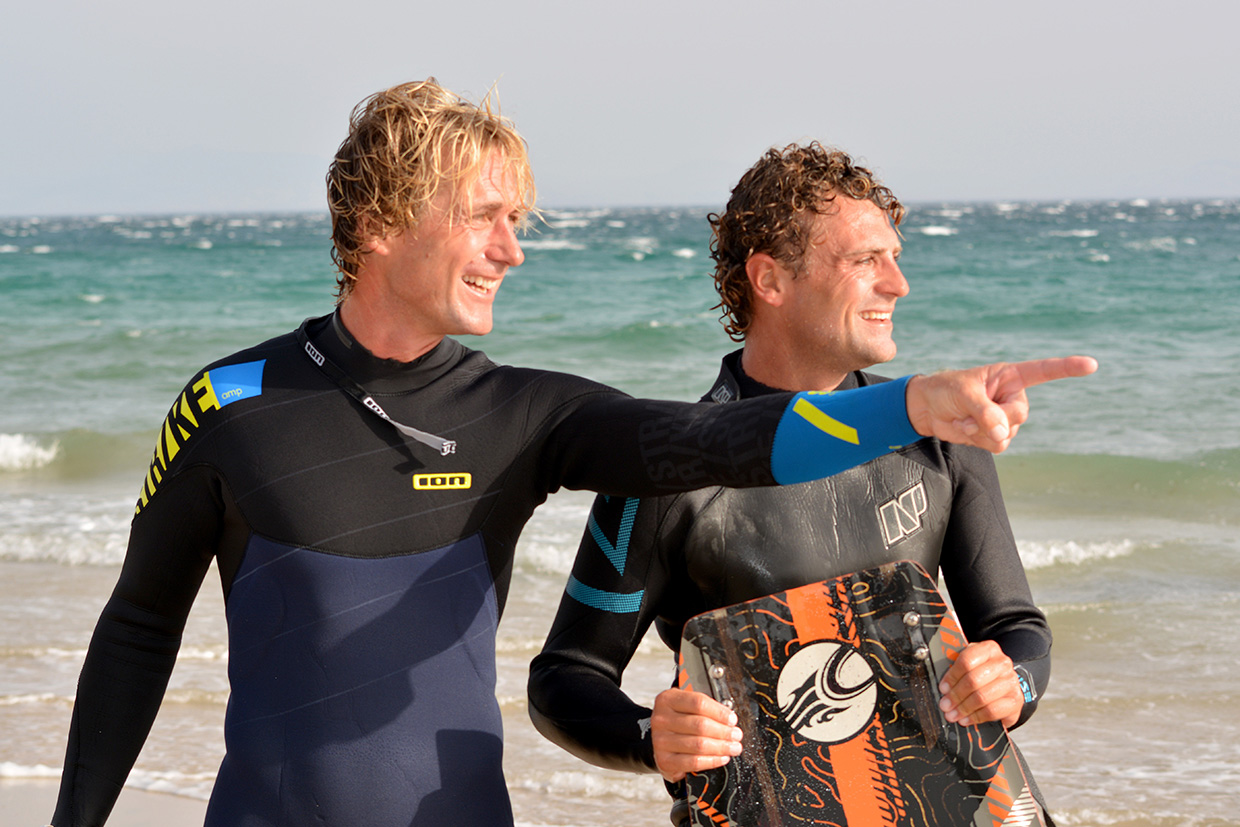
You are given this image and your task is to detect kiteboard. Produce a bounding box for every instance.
[677,560,1048,827]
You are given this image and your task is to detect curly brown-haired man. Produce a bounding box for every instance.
[530,143,1059,826]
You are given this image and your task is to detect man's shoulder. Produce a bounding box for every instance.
[482,361,623,403]
[172,329,301,407]
[198,329,298,373]
[136,328,304,515]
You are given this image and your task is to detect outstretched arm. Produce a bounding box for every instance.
[906,356,1097,453]
[767,355,1096,486]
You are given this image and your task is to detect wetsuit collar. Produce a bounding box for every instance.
[298,313,469,455]
[703,349,867,404]
[305,312,467,394]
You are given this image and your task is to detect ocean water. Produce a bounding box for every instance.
[2,200,1238,825]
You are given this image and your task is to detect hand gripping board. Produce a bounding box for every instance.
[678,560,1047,827]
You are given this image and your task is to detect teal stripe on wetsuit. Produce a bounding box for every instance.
[567,496,643,612]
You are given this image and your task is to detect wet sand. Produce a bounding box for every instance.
[2,780,207,826]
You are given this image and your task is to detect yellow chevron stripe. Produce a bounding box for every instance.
[793,397,860,445]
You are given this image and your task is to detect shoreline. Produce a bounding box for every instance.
[1,780,207,826]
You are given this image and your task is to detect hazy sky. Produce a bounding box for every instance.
[3,0,1236,216]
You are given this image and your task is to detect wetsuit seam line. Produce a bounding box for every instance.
[231,441,414,503]
[311,492,500,547]
[168,388,339,470]
[239,519,496,562]
[454,373,620,441]
[512,386,629,462]
[140,459,223,512]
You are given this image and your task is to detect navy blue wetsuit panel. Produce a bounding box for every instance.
[207,533,505,826]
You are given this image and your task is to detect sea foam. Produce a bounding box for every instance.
[0,490,131,565]
[515,769,667,802]
[0,434,59,472]
[0,761,61,779]
[520,239,586,251]
[1018,539,1135,569]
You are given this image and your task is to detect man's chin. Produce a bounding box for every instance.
[856,343,897,368]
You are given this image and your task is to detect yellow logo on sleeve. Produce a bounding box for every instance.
[792,397,860,445]
[135,360,266,514]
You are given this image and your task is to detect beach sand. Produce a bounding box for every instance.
[1,780,207,826]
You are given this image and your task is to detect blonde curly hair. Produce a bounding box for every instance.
[710,143,904,340]
[327,79,536,297]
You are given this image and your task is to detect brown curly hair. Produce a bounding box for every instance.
[710,142,905,340]
[327,78,536,298]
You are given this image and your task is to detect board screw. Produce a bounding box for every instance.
[903,611,921,627]
[913,646,930,662]
[710,664,726,679]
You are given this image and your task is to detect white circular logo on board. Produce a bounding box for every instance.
[777,641,878,744]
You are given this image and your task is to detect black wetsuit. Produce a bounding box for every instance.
[52,317,923,827]
[528,350,1051,776]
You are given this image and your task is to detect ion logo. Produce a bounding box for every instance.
[777,641,877,744]
[412,473,472,490]
[303,339,325,367]
[878,481,927,547]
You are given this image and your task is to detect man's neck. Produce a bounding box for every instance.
[740,340,851,393]
[337,296,444,363]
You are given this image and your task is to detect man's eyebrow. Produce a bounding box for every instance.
[450,198,505,222]
[467,199,503,214]
[843,243,902,257]
[475,198,528,217]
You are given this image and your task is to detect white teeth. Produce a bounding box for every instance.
[861,311,892,321]
[463,275,499,294]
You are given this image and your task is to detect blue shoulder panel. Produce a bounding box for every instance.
[208,359,266,407]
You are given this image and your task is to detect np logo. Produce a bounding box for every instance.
[777,641,878,744]
[709,384,734,404]
[412,473,472,491]
[878,481,928,547]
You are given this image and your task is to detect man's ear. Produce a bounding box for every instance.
[357,216,392,256]
[746,253,790,308]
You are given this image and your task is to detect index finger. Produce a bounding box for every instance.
[1007,356,1098,390]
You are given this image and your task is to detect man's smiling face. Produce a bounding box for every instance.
[779,196,908,376]
[375,151,527,340]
